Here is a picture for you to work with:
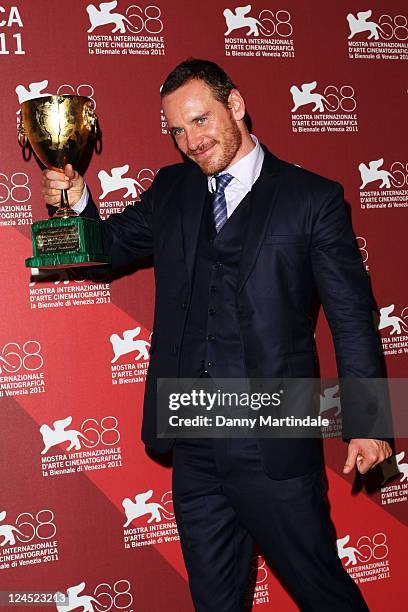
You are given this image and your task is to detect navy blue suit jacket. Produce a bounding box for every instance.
[83,148,382,478]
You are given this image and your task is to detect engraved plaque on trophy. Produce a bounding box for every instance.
[19,95,110,268]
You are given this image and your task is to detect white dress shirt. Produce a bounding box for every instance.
[73,135,264,215]
[72,183,89,214]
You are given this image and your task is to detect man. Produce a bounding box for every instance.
[42,59,391,611]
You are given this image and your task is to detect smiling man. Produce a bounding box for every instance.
[163,75,251,176]
[42,58,391,611]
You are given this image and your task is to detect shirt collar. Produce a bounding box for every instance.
[208,135,264,193]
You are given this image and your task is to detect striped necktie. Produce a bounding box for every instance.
[212,173,233,233]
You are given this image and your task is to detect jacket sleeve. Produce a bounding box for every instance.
[81,176,155,269]
[310,182,381,377]
[310,183,390,440]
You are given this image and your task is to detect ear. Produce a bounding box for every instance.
[227,89,246,121]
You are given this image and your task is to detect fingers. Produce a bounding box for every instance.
[369,441,393,469]
[41,165,84,207]
[355,453,372,475]
[344,439,393,475]
[343,444,359,474]
[41,170,72,191]
[64,163,76,179]
[44,194,61,207]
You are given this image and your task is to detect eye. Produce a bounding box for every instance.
[196,116,207,125]
[171,127,184,137]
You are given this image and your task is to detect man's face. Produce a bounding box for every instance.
[162,79,243,176]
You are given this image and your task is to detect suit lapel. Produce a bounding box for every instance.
[180,165,208,286]
[237,149,282,293]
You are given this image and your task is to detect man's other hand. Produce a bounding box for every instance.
[343,439,392,474]
[41,163,84,207]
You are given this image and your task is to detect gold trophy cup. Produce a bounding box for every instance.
[19,95,109,268]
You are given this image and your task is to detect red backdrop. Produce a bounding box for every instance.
[0,1,407,610]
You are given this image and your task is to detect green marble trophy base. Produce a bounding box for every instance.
[25,216,110,269]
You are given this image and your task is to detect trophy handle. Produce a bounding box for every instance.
[17,119,28,148]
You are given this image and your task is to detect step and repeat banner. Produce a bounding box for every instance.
[0,1,407,610]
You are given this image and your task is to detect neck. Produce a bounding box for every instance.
[225,130,256,170]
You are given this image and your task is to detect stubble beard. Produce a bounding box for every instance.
[188,120,242,176]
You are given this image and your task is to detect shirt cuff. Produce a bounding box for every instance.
[72,184,89,214]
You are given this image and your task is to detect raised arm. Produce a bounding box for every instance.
[41,163,154,268]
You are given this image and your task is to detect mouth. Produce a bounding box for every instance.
[190,143,216,160]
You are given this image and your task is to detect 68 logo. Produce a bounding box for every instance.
[375,14,408,40]
[0,172,32,226]
[78,416,121,448]
[40,415,121,455]
[347,10,408,41]
[359,159,408,190]
[337,532,389,567]
[87,2,164,34]
[0,340,43,374]
[0,173,31,204]
[223,6,293,38]
[0,508,56,547]
[291,81,356,113]
[57,579,135,612]
[387,162,408,187]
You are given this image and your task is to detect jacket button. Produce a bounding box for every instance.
[181,302,187,310]
[213,262,222,270]
[206,335,216,342]
[208,308,215,315]
[210,285,217,293]
[207,361,214,367]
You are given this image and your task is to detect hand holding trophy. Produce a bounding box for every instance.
[19,95,110,268]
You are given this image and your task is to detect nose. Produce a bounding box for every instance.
[185,129,203,153]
